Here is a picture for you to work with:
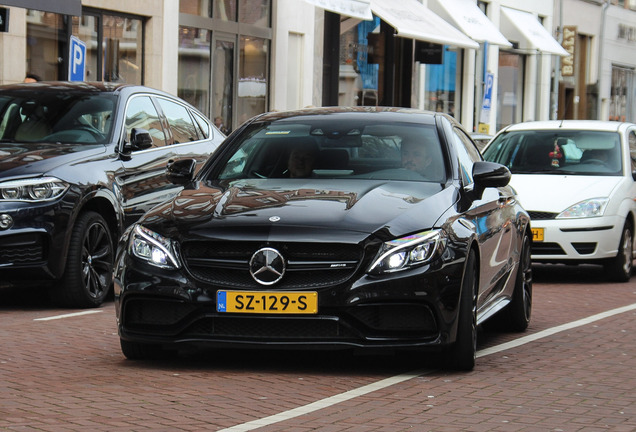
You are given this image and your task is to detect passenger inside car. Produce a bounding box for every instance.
[285,138,319,178]
[401,139,433,177]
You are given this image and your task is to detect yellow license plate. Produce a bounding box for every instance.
[531,228,544,242]
[217,291,318,314]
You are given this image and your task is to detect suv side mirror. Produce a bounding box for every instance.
[130,128,153,151]
[167,158,197,185]
[120,128,153,158]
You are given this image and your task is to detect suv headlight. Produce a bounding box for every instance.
[129,224,180,269]
[0,177,69,202]
[557,198,609,219]
[368,230,446,274]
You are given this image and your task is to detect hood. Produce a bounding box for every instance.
[0,142,108,178]
[509,174,622,213]
[142,179,455,244]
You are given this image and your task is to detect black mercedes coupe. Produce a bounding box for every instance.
[114,107,532,370]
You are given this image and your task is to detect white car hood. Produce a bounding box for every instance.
[509,174,622,212]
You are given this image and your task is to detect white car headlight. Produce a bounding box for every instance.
[0,177,69,202]
[130,224,180,269]
[557,198,609,219]
[368,230,446,274]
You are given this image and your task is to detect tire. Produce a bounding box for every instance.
[605,221,633,283]
[120,339,166,360]
[51,211,114,308]
[446,249,477,371]
[504,234,532,332]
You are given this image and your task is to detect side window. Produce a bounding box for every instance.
[193,111,211,139]
[125,96,166,149]
[453,128,481,185]
[156,98,201,144]
[629,130,636,172]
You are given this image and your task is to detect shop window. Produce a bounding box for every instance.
[180,0,212,16]
[179,0,272,129]
[178,26,211,114]
[26,9,143,83]
[610,65,634,122]
[25,11,65,80]
[497,51,525,130]
[239,0,269,25]
[238,36,268,124]
[338,17,382,107]
[73,12,143,83]
[421,48,457,117]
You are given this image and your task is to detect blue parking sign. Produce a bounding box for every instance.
[68,36,86,81]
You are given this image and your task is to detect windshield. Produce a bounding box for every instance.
[0,92,116,144]
[482,130,622,176]
[209,118,446,183]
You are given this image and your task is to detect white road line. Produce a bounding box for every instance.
[34,310,103,321]
[218,302,636,432]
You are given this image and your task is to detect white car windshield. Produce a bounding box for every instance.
[483,130,622,176]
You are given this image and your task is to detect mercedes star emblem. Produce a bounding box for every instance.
[249,247,286,285]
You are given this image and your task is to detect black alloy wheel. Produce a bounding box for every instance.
[52,211,114,308]
[506,233,533,331]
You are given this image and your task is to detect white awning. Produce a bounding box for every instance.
[500,7,569,56]
[428,0,511,47]
[303,0,373,20]
[370,0,479,50]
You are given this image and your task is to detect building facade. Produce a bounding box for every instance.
[3,0,636,134]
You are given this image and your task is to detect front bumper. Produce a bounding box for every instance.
[114,253,466,351]
[0,199,71,281]
[530,214,623,262]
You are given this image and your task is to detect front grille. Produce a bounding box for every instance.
[187,316,356,339]
[572,242,597,255]
[531,242,566,255]
[528,211,558,220]
[181,240,366,289]
[0,233,46,265]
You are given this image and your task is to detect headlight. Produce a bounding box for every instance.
[557,198,609,219]
[0,177,69,202]
[129,224,180,269]
[368,230,446,274]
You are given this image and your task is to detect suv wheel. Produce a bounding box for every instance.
[52,211,113,308]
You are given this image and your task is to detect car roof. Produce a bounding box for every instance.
[251,106,447,126]
[0,81,171,97]
[500,120,635,133]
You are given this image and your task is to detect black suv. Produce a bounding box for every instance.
[0,82,224,307]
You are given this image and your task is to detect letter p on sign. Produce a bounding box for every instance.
[68,36,86,81]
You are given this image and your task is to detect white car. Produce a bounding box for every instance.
[482,120,636,282]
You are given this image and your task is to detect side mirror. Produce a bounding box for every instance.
[469,161,511,200]
[130,128,153,151]
[167,158,197,185]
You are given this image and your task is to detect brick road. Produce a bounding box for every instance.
[1,264,635,431]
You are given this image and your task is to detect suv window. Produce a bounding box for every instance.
[156,98,200,144]
[125,96,166,149]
